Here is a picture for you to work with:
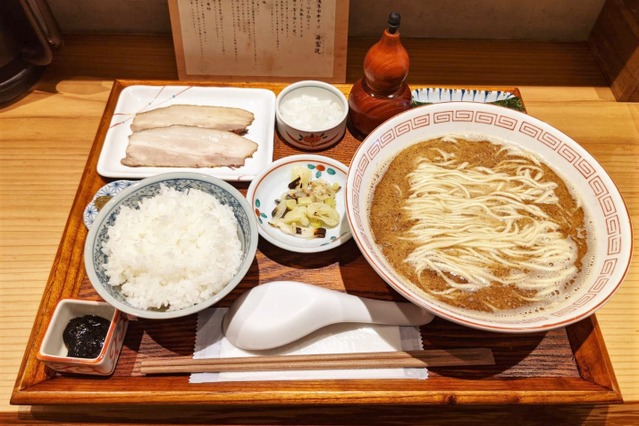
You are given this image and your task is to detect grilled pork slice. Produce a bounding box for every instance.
[130,105,255,134]
[121,125,259,168]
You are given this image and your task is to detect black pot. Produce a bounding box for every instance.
[0,0,62,106]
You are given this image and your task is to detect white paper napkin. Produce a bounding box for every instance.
[190,308,427,383]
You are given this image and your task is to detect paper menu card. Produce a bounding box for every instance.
[168,0,349,82]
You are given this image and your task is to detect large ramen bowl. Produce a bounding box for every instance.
[84,172,258,320]
[345,102,632,333]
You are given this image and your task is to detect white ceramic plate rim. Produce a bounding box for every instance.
[96,85,275,181]
[83,172,259,319]
[246,154,351,253]
[346,101,633,333]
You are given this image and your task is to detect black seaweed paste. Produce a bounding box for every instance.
[63,315,110,358]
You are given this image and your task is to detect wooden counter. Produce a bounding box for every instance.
[0,35,638,424]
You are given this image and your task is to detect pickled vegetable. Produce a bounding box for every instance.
[306,202,339,227]
[269,166,341,239]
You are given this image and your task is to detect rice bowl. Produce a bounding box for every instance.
[84,172,258,319]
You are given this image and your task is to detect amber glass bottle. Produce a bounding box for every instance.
[347,12,411,140]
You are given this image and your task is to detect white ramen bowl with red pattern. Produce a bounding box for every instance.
[345,102,632,333]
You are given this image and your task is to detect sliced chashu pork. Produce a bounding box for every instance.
[121,125,258,168]
[131,105,255,134]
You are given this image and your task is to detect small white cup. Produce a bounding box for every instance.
[276,80,348,151]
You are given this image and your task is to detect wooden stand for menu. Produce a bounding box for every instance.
[168,0,349,83]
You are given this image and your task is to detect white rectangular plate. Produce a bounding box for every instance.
[97,85,276,181]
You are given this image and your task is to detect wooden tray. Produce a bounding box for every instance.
[12,80,622,407]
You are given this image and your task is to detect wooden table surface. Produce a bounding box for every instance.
[1,35,638,424]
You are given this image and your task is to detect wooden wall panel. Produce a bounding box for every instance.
[589,0,639,101]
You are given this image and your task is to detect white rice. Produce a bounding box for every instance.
[101,184,243,311]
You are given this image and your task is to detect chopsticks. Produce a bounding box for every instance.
[140,348,494,375]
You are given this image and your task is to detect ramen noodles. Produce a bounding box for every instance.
[370,135,591,313]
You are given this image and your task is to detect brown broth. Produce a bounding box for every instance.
[370,137,588,313]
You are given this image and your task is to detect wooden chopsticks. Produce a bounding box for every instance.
[140,348,494,375]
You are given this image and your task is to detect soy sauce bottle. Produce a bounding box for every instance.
[347,12,412,140]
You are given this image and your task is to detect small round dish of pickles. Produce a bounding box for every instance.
[246,154,351,253]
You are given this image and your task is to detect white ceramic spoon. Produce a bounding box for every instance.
[222,281,435,350]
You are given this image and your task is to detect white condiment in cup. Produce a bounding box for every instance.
[275,80,349,151]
